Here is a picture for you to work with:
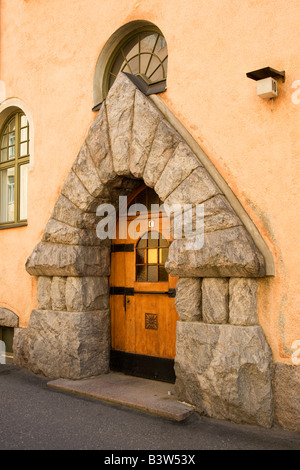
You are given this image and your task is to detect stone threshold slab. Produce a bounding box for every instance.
[47,372,194,422]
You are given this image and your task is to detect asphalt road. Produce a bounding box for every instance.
[0,364,299,451]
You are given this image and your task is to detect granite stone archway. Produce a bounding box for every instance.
[14,73,274,427]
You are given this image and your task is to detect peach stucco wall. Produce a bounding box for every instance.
[0,0,299,364]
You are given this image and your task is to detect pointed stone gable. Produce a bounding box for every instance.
[16,73,273,428]
[26,73,265,278]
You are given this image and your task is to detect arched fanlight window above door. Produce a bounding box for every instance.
[93,21,168,109]
[107,30,168,91]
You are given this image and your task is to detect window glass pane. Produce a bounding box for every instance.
[137,234,147,248]
[7,169,15,206]
[158,266,168,282]
[20,127,28,142]
[0,167,15,223]
[148,236,158,247]
[122,37,139,62]
[148,265,158,282]
[110,51,127,78]
[156,35,167,53]
[0,112,30,225]
[8,144,15,160]
[1,148,8,162]
[9,132,15,146]
[21,115,28,127]
[20,163,29,220]
[148,248,158,264]
[140,33,157,53]
[136,265,146,282]
[8,118,15,133]
[146,56,162,80]
[8,130,15,160]
[148,230,159,247]
[1,134,8,149]
[159,233,168,247]
[108,31,167,91]
[149,65,166,84]
[124,55,139,76]
[140,53,151,78]
[162,57,168,78]
[20,142,27,156]
[136,248,145,265]
[159,247,168,264]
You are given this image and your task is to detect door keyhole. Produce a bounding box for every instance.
[124,295,130,312]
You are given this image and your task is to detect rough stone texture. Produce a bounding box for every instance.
[22,72,271,407]
[37,276,52,310]
[51,194,97,230]
[143,119,182,188]
[65,277,109,312]
[30,72,265,285]
[155,142,200,201]
[175,278,202,322]
[175,322,273,427]
[13,328,30,363]
[203,195,242,232]
[61,170,96,212]
[71,141,103,198]
[106,176,142,204]
[0,308,19,327]
[42,218,101,246]
[166,227,266,278]
[165,166,221,206]
[13,309,110,379]
[202,278,229,324]
[170,195,242,240]
[273,363,300,432]
[86,102,116,185]
[229,278,258,325]
[26,242,110,277]
[106,73,136,175]
[130,88,162,178]
[51,277,67,311]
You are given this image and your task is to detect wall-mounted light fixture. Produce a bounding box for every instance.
[246,67,285,99]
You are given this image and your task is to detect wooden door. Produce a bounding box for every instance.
[110,185,178,382]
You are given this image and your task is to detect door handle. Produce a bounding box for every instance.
[110,287,176,299]
[133,289,176,298]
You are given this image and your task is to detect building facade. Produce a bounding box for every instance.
[0,0,299,431]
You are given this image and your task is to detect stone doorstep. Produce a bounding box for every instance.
[47,372,194,422]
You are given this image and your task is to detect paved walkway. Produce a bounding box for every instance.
[0,364,299,450]
[48,372,194,421]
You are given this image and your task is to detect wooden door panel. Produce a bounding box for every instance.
[110,252,125,287]
[110,295,126,351]
[110,249,135,353]
[134,294,178,359]
[110,185,178,362]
